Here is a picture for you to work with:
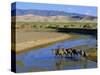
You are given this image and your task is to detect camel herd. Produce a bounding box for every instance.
[53,48,87,58]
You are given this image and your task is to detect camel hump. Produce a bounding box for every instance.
[83,51,87,57]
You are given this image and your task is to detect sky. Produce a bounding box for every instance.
[12,2,97,16]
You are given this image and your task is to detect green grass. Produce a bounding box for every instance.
[15,22,97,30]
[86,48,97,62]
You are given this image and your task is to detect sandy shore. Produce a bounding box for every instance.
[12,31,71,53]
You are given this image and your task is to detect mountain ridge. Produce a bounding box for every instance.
[11,9,97,17]
[11,9,97,22]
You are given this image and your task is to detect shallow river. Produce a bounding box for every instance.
[16,33,97,73]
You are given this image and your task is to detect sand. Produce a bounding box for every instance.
[12,30,71,53]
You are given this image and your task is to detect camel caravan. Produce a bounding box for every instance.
[53,48,87,58]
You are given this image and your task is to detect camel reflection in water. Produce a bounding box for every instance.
[54,57,88,70]
[53,48,88,70]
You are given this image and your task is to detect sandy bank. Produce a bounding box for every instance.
[12,31,71,54]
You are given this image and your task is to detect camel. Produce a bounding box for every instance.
[53,48,87,58]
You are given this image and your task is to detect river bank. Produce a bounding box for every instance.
[15,33,97,72]
[12,31,73,54]
[72,45,97,62]
[86,48,97,62]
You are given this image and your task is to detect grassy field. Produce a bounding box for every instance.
[15,22,97,30]
[86,48,97,62]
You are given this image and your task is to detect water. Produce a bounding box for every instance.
[16,34,97,73]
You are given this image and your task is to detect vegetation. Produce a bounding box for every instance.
[15,22,97,30]
[86,48,97,62]
[14,21,97,62]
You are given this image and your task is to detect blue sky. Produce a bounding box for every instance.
[12,2,97,16]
